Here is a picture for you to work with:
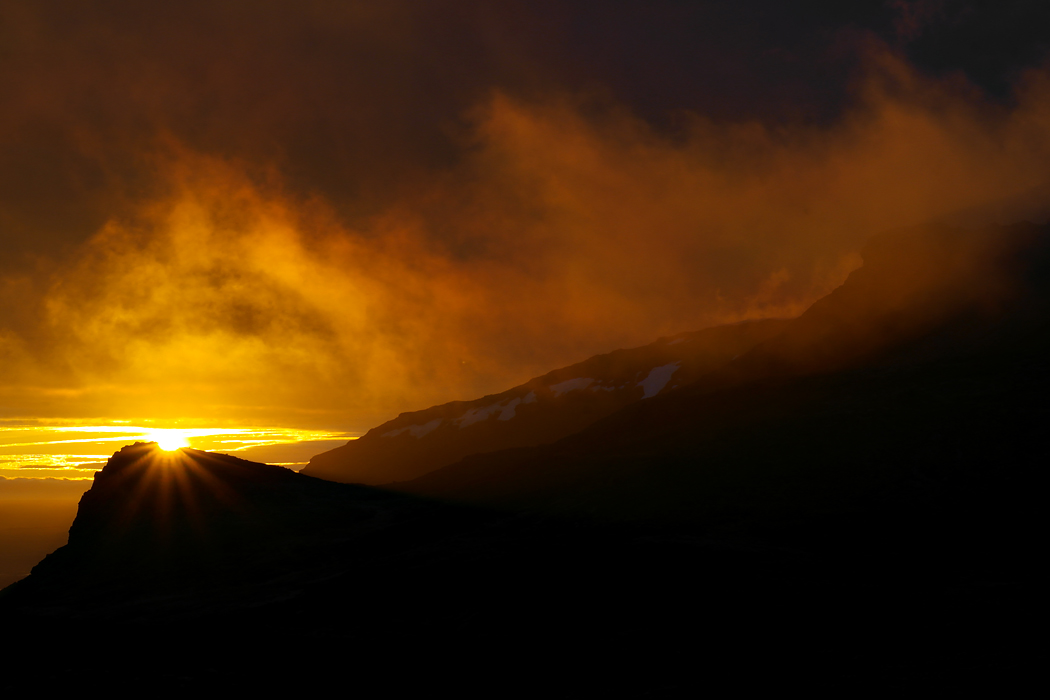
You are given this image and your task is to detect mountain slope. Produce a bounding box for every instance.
[716,221,1050,381]
[304,318,788,484]
[308,221,1048,489]
[394,221,1050,521]
[4,441,943,695]
[2,222,1047,693]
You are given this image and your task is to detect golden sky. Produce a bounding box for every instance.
[0,423,353,480]
[2,1,1049,433]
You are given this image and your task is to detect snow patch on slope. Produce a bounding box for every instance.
[382,418,443,438]
[457,402,504,428]
[457,393,532,428]
[498,398,522,420]
[549,377,594,397]
[637,363,680,398]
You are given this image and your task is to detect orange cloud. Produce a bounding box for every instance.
[2,50,1049,430]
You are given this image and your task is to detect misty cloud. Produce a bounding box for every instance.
[1,2,1049,430]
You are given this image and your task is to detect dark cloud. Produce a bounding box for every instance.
[6,0,1036,263]
[893,0,1050,95]
[1,1,1048,429]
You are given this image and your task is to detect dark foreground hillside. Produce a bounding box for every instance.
[3,439,1043,696]
[2,222,1048,695]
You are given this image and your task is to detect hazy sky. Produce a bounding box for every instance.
[2,0,1049,431]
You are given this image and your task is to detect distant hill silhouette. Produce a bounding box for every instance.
[308,222,1050,490]
[305,319,789,484]
[394,222,1050,518]
[2,222,1047,694]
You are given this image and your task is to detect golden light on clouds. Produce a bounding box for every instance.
[1,50,1050,434]
[0,424,355,479]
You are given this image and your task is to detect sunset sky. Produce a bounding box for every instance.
[2,1,1050,475]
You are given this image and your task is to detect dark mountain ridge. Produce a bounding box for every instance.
[721,221,1050,380]
[305,318,789,484]
[393,222,1050,520]
[2,221,1047,693]
[309,221,1049,491]
[4,443,531,621]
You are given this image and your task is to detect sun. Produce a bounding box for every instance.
[147,430,191,452]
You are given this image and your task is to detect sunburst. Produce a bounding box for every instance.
[146,429,191,452]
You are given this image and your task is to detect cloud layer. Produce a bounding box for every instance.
[2,3,1049,429]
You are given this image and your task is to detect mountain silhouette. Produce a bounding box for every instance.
[305,319,788,484]
[4,443,516,618]
[393,222,1050,518]
[2,221,1047,694]
[308,221,1049,490]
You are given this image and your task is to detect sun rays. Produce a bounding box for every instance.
[0,425,358,480]
[96,443,246,547]
[146,430,191,452]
